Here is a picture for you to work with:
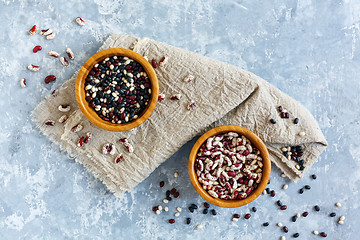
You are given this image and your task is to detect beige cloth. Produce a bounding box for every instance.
[32,34,328,197]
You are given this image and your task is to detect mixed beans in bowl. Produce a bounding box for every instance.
[188,125,271,208]
[75,48,158,131]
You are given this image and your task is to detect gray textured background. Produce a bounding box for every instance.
[0,0,359,239]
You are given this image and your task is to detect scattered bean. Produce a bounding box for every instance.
[60,57,69,66]
[314,205,320,211]
[33,45,42,53]
[48,50,60,58]
[46,32,56,40]
[76,17,85,26]
[29,25,37,35]
[20,78,26,88]
[170,94,181,100]
[40,28,53,35]
[58,115,68,123]
[28,64,40,71]
[66,48,75,60]
[159,56,168,67]
[71,124,83,132]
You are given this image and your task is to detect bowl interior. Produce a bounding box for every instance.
[188,125,271,208]
[75,48,158,132]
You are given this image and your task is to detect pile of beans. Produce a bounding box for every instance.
[84,56,151,124]
[195,132,263,200]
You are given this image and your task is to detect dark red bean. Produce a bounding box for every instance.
[174,192,180,198]
[280,205,287,210]
[278,106,283,112]
[283,226,288,233]
[151,59,157,68]
[159,181,165,187]
[204,202,210,208]
[320,232,327,237]
[152,206,158,212]
[169,219,175,224]
[302,211,308,217]
[170,188,176,195]
[270,190,275,197]
[244,213,251,219]
[233,214,240,218]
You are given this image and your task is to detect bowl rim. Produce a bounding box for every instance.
[75,48,159,132]
[188,125,271,208]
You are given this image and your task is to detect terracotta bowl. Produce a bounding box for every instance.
[188,125,271,208]
[75,48,158,131]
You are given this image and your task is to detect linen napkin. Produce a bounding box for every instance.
[32,34,328,197]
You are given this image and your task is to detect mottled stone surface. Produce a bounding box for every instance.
[0,0,359,239]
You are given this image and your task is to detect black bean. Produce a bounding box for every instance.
[265,188,270,194]
[291,216,297,222]
[299,188,304,194]
[203,209,208,214]
[329,212,336,217]
[270,119,276,124]
[299,160,305,165]
[191,204,198,209]
[299,166,305,171]
[188,207,194,213]
[166,190,171,197]
[293,233,300,238]
[211,209,217,215]
[252,207,257,212]
[204,202,210,208]
[186,218,191,224]
[283,151,288,157]
[263,222,269,227]
[304,185,311,190]
[166,196,172,201]
[276,200,282,206]
[293,118,299,124]
[314,205,320,211]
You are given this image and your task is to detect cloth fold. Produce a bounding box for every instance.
[32,34,327,197]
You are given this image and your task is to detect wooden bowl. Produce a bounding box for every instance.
[188,125,271,208]
[75,48,159,131]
